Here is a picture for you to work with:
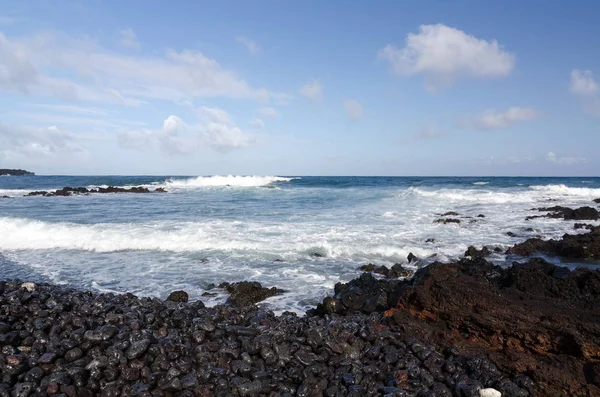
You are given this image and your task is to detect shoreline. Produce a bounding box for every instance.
[2,218,600,396]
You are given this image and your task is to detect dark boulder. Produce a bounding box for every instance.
[534,206,599,221]
[464,246,491,259]
[435,218,461,224]
[0,169,34,176]
[507,227,600,259]
[219,281,283,307]
[166,290,189,303]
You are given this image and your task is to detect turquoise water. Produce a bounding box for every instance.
[1,175,599,313]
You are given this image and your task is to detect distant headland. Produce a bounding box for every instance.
[0,169,35,176]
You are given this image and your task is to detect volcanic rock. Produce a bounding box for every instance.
[532,205,600,221]
[507,226,600,259]
[0,169,34,176]
[219,281,283,307]
[435,218,461,224]
[464,246,491,259]
[166,290,189,302]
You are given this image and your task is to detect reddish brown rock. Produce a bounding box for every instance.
[384,258,600,396]
[507,226,600,259]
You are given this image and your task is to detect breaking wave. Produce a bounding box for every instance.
[165,175,298,188]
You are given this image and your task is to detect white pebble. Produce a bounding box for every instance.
[20,282,36,292]
[480,389,502,397]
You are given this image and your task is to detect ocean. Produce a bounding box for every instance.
[1,175,599,314]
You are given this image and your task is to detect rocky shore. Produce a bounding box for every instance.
[1,204,600,396]
[24,187,167,197]
[0,169,34,176]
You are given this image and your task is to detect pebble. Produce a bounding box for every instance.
[0,279,535,397]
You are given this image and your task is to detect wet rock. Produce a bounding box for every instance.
[220,281,283,307]
[533,205,600,221]
[464,246,491,259]
[359,263,376,272]
[166,290,189,303]
[442,212,460,216]
[84,325,118,342]
[126,339,151,360]
[574,223,594,230]
[391,263,413,278]
[426,238,436,243]
[407,252,417,263]
[507,226,600,259]
[435,218,461,224]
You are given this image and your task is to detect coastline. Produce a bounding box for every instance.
[2,214,600,396]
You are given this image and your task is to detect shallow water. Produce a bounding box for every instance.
[1,175,599,313]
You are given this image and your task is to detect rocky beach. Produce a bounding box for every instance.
[2,201,600,396]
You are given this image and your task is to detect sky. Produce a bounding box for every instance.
[0,0,598,176]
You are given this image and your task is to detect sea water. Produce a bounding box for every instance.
[1,175,599,313]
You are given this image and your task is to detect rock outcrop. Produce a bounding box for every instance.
[316,256,600,396]
[219,281,284,307]
[0,169,34,176]
[507,226,600,259]
[25,186,167,197]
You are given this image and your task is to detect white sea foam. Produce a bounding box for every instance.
[165,175,298,188]
[473,181,489,185]
[2,179,599,313]
[529,184,600,198]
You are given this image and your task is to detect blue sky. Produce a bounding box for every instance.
[0,0,598,176]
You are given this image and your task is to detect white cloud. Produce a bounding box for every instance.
[0,122,87,161]
[546,151,586,165]
[250,118,264,129]
[258,107,278,118]
[119,108,253,154]
[119,28,140,49]
[467,107,538,130]
[344,100,363,119]
[378,24,514,89]
[299,79,323,102]
[236,36,260,54]
[570,69,600,117]
[570,69,598,96]
[118,115,192,154]
[200,107,254,151]
[0,31,288,106]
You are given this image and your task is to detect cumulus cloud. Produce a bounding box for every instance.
[118,115,191,154]
[379,24,514,90]
[257,107,278,118]
[344,100,363,119]
[119,28,140,49]
[200,107,254,151]
[0,30,288,106]
[466,107,538,130]
[119,108,253,154]
[546,151,586,165]
[236,36,260,54]
[0,122,87,161]
[299,79,323,102]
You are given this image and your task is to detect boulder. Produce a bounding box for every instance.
[166,290,189,303]
[434,218,461,224]
[533,206,600,221]
[507,226,600,259]
[220,281,283,307]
